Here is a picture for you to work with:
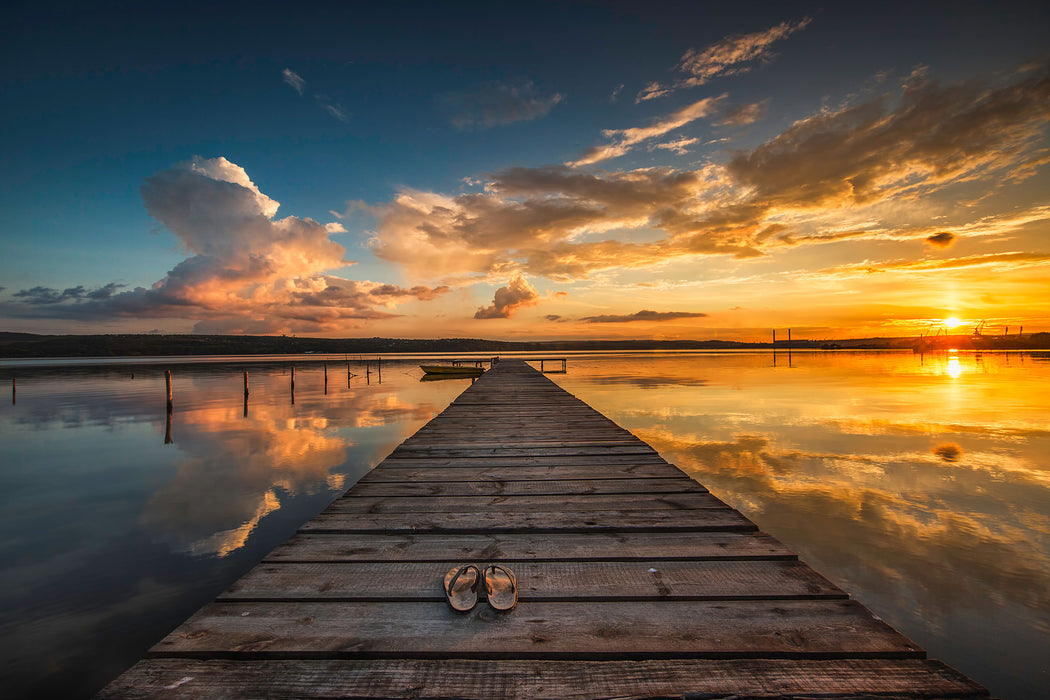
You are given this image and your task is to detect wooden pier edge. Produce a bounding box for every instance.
[96,360,989,699]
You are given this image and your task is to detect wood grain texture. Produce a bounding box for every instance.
[327,492,726,513]
[148,599,924,659]
[373,454,673,467]
[97,658,989,700]
[221,560,846,601]
[358,464,689,481]
[300,508,756,534]
[346,477,706,496]
[264,531,797,563]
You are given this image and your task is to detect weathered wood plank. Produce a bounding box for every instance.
[300,508,755,534]
[327,492,726,513]
[358,464,688,481]
[347,478,706,496]
[400,437,648,447]
[220,560,846,601]
[148,600,923,659]
[373,454,672,467]
[98,658,988,700]
[264,531,796,563]
[389,445,658,457]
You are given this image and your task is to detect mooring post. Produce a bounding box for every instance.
[324,364,328,394]
[243,371,249,398]
[165,370,173,411]
[291,366,295,405]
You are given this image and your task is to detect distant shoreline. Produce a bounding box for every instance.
[2,331,1048,358]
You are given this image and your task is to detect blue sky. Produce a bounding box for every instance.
[2,1,1048,338]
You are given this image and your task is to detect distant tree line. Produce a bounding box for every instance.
[0,331,1047,358]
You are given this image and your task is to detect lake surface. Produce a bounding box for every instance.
[1,351,1047,698]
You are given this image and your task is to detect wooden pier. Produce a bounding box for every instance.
[98,360,987,699]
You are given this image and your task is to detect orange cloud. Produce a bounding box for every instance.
[474,274,540,319]
[369,63,1050,286]
[568,95,727,166]
[636,17,812,102]
[677,17,813,87]
[580,309,708,323]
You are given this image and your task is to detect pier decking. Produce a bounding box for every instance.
[98,360,987,699]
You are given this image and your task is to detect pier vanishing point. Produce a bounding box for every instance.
[98,359,987,699]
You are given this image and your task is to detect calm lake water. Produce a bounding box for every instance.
[0,351,1047,698]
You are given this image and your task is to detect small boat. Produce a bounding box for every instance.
[420,364,484,376]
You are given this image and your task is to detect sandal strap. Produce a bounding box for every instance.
[484,564,515,592]
[446,564,480,596]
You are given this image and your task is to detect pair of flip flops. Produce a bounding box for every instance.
[444,564,517,612]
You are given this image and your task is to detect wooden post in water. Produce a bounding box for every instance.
[290,366,295,405]
[11,378,15,405]
[377,357,381,384]
[164,370,174,443]
[165,370,173,411]
[243,371,249,418]
[324,364,328,394]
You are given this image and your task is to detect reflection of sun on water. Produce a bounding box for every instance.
[947,357,962,379]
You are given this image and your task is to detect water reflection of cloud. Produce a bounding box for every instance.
[641,429,1050,618]
[577,374,710,389]
[934,443,963,462]
[139,386,436,557]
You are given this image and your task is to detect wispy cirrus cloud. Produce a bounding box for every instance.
[568,95,726,166]
[319,100,348,122]
[636,17,811,102]
[652,136,700,154]
[581,309,708,323]
[678,17,812,87]
[716,100,768,126]
[635,81,673,103]
[281,68,305,95]
[281,69,348,122]
[442,80,564,129]
[809,250,1050,281]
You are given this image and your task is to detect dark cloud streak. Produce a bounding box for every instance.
[581,309,708,323]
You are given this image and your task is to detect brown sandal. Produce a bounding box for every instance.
[483,564,518,611]
[443,564,480,612]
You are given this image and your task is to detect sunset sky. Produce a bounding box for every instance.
[2,1,1048,340]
